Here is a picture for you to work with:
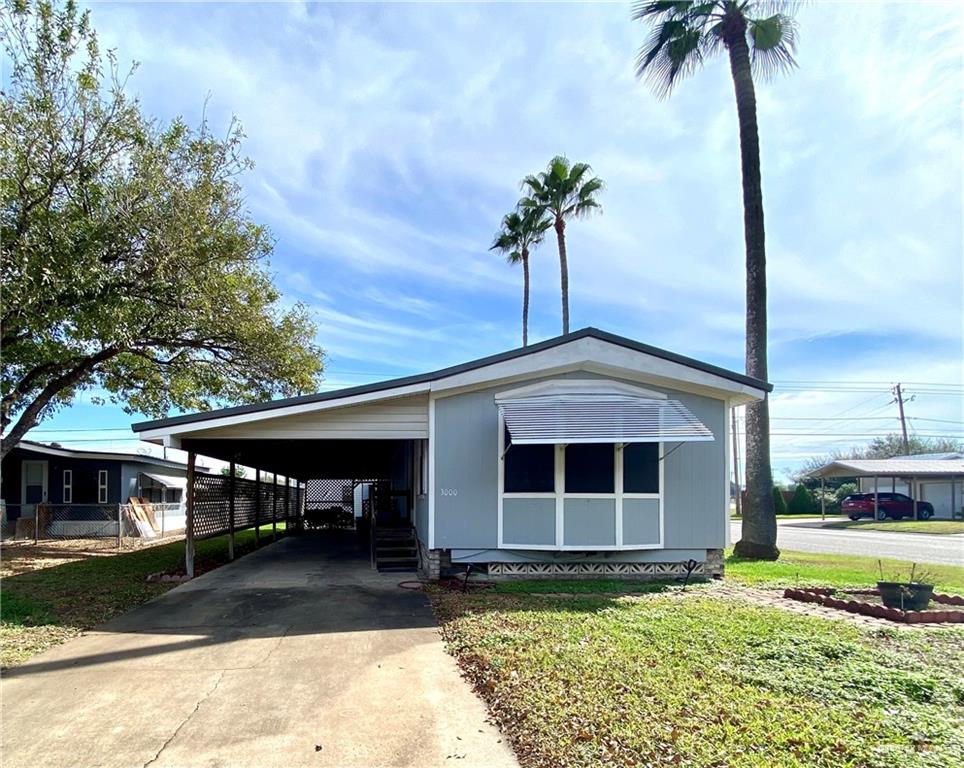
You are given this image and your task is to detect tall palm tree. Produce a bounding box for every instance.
[490,207,551,347]
[521,156,604,335]
[633,1,800,560]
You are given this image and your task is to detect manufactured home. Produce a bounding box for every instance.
[133,328,770,578]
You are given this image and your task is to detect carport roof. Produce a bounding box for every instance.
[132,327,772,434]
[807,458,964,479]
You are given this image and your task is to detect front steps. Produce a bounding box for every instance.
[374,526,418,572]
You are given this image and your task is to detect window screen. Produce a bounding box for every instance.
[504,429,555,492]
[623,443,659,493]
[565,443,615,493]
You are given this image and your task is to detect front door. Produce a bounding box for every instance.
[20,460,48,519]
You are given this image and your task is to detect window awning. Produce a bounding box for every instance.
[139,472,188,490]
[497,393,715,445]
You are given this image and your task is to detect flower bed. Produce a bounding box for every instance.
[783,587,964,623]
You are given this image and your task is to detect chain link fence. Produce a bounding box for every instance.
[1,501,186,549]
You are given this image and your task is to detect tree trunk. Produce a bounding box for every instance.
[725,14,778,560]
[522,247,530,347]
[0,347,119,461]
[554,217,570,335]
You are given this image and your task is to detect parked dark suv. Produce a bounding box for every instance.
[841,492,934,521]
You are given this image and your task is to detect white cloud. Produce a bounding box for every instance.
[54,0,963,471]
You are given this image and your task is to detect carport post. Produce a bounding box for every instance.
[272,477,278,541]
[873,476,879,519]
[285,477,290,533]
[255,469,261,547]
[913,477,919,520]
[820,476,826,520]
[186,451,196,579]
[228,461,236,561]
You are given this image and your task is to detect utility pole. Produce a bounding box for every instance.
[731,407,742,518]
[892,384,914,455]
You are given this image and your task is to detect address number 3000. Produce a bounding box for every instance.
[440,488,459,497]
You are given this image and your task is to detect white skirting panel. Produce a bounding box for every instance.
[488,560,704,577]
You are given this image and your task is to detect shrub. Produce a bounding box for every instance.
[788,484,815,515]
[773,486,788,515]
[834,482,858,503]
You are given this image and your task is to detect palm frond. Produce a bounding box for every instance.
[635,22,708,99]
[748,13,798,79]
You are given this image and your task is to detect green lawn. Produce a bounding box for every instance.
[0,525,283,667]
[434,589,964,768]
[725,549,964,594]
[821,519,964,535]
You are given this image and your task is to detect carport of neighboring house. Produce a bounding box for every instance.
[807,457,964,520]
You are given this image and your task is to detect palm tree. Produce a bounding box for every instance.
[633,0,800,561]
[520,156,604,335]
[490,207,551,347]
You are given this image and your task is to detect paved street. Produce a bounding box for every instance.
[730,519,964,566]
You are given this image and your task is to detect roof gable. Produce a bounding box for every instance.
[132,327,770,436]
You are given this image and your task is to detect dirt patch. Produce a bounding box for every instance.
[0,541,119,578]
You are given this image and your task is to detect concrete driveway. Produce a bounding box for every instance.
[730,518,964,566]
[1,534,518,768]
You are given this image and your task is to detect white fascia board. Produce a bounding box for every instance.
[136,382,431,441]
[431,337,767,403]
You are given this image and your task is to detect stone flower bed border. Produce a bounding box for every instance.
[783,587,964,624]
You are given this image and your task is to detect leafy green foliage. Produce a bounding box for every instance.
[435,590,964,767]
[519,155,604,334]
[520,156,604,226]
[632,0,799,97]
[788,483,815,515]
[490,207,551,267]
[0,0,323,456]
[773,484,788,514]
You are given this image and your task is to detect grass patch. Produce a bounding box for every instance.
[0,525,284,667]
[821,520,964,535]
[434,590,964,767]
[726,549,964,594]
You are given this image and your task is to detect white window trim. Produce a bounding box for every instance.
[97,469,109,504]
[63,469,73,504]
[497,411,664,551]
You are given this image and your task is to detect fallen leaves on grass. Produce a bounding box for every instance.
[432,590,964,768]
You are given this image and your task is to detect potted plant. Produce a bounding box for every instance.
[877,562,935,611]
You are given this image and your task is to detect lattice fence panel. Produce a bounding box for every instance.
[191,473,302,540]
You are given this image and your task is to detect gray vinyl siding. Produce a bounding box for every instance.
[623,498,660,546]
[433,371,727,554]
[433,388,500,548]
[503,498,555,545]
[563,499,616,546]
[415,495,429,544]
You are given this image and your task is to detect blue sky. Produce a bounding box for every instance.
[22,1,964,479]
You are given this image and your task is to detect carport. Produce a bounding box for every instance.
[132,386,430,577]
[807,457,964,520]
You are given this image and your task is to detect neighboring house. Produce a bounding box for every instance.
[133,328,770,578]
[809,454,964,520]
[1,441,202,524]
